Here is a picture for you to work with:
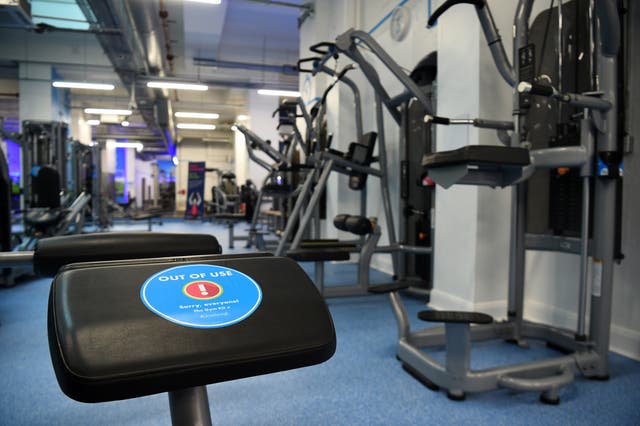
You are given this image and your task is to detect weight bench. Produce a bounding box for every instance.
[286,214,380,297]
[212,212,248,249]
[131,212,163,231]
[48,254,335,425]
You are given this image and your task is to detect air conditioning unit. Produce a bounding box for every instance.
[0,0,31,28]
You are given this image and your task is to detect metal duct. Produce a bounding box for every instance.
[77,0,175,152]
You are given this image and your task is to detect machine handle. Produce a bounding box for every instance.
[428,0,486,27]
[517,81,555,97]
[309,41,336,55]
[297,57,320,73]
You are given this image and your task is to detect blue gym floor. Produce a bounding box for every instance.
[1,220,639,425]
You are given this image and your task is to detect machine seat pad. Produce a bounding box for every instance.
[25,209,64,227]
[333,214,373,235]
[422,146,530,168]
[418,310,493,324]
[287,248,350,262]
[368,282,410,294]
[48,255,336,403]
[34,232,222,277]
[131,212,161,220]
[213,213,246,220]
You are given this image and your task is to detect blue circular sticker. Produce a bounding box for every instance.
[140,264,262,329]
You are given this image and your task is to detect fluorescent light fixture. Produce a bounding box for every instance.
[175,111,219,119]
[87,119,101,126]
[236,114,249,121]
[84,108,132,115]
[113,142,144,152]
[147,81,208,91]
[177,123,216,130]
[186,0,222,4]
[121,121,130,127]
[257,89,301,97]
[53,81,115,91]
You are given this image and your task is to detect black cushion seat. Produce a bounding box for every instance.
[333,214,373,235]
[25,209,64,227]
[287,248,350,262]
[213,213,246,220]
[48,255,336,403]
[418,310,493,324]
[131,212,162,220]
[422,145,530,169]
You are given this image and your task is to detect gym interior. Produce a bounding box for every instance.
[0,0,639,424]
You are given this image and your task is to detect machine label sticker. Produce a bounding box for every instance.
[140,264,262,329]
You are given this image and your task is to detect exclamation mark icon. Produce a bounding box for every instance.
[198,284,209,296]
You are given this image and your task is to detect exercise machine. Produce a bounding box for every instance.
[375,0,622,403]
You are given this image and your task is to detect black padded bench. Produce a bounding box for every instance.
[422,145,530,188]
[286,214,379,297]
[212,213,248,249]
[48,254,336,424]
[131,212,163,231]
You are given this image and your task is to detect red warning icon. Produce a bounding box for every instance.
[183,281,223,300]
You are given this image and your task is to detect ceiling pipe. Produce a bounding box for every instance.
[240,0,314,27]
[192,57,298,75]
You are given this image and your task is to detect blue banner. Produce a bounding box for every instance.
[185,161,205,218]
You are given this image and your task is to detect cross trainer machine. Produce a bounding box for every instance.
[374,0,622,403]
[0,232,336,425]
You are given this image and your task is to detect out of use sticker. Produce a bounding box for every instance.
[140,264,262,328]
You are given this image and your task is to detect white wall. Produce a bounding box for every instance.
[303,0,640,359]
[245,91,280,188]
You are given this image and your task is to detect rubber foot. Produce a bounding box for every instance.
[540,393,560,405]
[447,390,466,401]
[590,374,610,381]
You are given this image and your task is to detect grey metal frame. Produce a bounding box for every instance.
[383,0,621,401]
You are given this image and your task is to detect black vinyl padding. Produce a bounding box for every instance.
[333,214,373,235]
[48,255,336,403]
[418,310,493,324]
[287,248,350,262]
[368,282,410,294]
[34,233,222,277]
[422,146,530,168]
[131,213,162,220]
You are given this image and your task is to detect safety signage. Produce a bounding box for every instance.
[140,264,263,329]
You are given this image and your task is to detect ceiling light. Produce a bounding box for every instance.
[177,123,216,130]
[121,121,130,127]
[257,89,301,97]
[113,142,144,152]
[84,108,132,115]
[53,81,115,91]
[236,114,249,121]
[172,156,179,166]
[230,125,238,131]
[186,0,222,4]
[175,111,219,119]
[147,81,208,91]
[87,119,101,126]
